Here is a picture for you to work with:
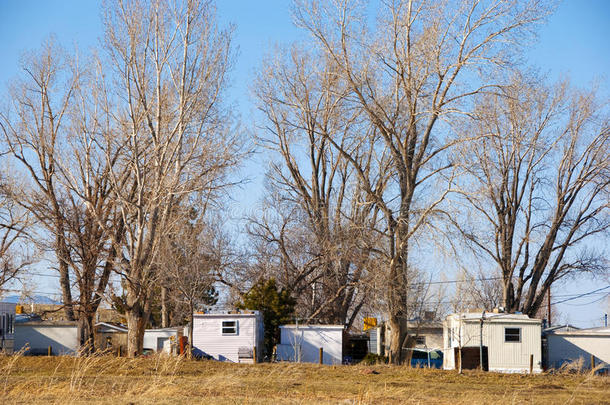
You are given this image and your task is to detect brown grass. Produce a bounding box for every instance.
[0,354,608,404]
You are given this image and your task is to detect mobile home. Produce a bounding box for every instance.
[443,312,542,373]
[191,311,264,363]
[276,324,344,365]
[545,326,610,371]
[15,320,79,355]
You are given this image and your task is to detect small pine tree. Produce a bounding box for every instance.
[236,278,295,358]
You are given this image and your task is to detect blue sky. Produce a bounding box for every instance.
[0,0,608,327]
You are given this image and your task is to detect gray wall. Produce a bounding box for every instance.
[15,323,78,355]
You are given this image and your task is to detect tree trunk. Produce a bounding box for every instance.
[387,230,409,365]
[161,286,168,328]
[126,303,147,357]
[502,281,516,312]
[78,314,95,355]
[188,302,194,359]
[388,315,407,365]
[56,230,75,321]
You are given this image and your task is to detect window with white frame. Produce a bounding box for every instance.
[504,327,521,342]
[222,320,238,335]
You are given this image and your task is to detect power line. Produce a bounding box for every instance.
[1,287,61,296]
[551,285,610,306]
[10,271,610,308]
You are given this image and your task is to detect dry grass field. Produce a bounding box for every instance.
[1,354,608,404]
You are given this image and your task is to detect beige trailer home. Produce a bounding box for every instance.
[443,312,542,373]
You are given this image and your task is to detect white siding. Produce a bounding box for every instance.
[547,333,610,369]
[192,314,262,362]
[15,323,79,355]
[486,321,541,372]
[443,314,542,373]
[278,325,343,365]
[143,328,181,353]
[367,327,380,355]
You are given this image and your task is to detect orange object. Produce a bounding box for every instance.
[179,336,188,355]
[364,317,377,331]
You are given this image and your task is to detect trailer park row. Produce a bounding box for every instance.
[0,302,608,373]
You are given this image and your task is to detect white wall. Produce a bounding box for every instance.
[547,333,610,369]
[15,323,78,355]
[443,314,542,373]
[143,328,181,353]
[192,314,261,362]
[278,325,343,365]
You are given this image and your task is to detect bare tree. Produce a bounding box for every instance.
[451,75,610,316]
[0,39,123,351]
[160,213,221,356]
[100,0,243,356]
[451,268,503,313]
[0,39,78,321]
[292,0,549,363]
[251,47,382,327]
[0,172,32,292]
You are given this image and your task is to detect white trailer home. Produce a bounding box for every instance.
[143,327,183,354]
[276,324,344,365]
[545,326,610,371]
[15,320,79,355]
[443,312,542,373]
[191,311,264,363]
[0,302,16,353]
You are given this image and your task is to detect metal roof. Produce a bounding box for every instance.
[547,326,610,336]
[447,312,541,323]
[280,324,344,329]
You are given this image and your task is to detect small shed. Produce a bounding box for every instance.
[0,302,16,353]
[15,320,79,355]
[191,311,264,363]
[408,321,444,350]
[276,324,344,365]
[94,322,128,353]
[545,326,610,371]
[443,312,542,373]
[143,327,183,354]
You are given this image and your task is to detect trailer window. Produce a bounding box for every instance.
[222,321,238,335]
[415,336,426,345]
[504,327,521,342]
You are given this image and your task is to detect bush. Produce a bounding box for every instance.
[359,353,388,365]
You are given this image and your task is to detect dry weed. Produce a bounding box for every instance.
[0,356,608,404]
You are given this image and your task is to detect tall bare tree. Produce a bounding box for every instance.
[0,39,123,351]
[0,40,78,320]
[100,0,242,355]
[251,47,382,327]
[451,75,610,316]
[292,0,549,363]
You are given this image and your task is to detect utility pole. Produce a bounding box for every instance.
[547,287,552,327]
[479,310,486,371]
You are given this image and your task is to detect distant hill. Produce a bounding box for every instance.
[2,295,60,305]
